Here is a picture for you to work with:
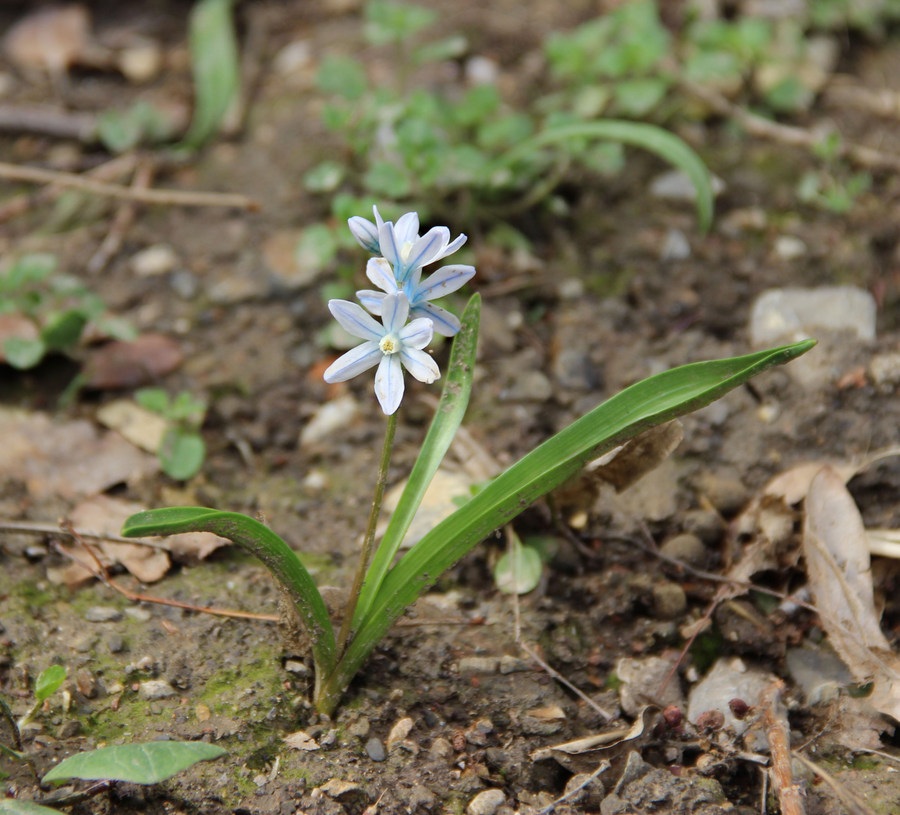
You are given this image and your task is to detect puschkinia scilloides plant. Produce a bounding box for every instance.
[122,207,814,716]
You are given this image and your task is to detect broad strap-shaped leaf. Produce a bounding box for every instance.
[495,120,714,232]
[319,340,814,704]
[42,742,226,785]
[122,508,335,675]
[353,294,480,629]
[0,800,66,815]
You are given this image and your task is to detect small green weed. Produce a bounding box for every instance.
[134,388,207,480]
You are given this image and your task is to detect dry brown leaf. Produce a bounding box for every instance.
[84,333,183,389]
[4,5,90,74]
[804,466,900,722]
[96,399,167,453]
[530,706,659,775]
[0,407,157,499]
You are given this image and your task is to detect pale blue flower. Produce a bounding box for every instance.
[357,257,476,336]
[323,292,439,415]
[347,206,467,285]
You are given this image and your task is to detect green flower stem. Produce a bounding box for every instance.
[335,410,398,657]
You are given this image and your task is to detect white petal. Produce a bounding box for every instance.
[328,299,385,342]
[394,212,420,245]
[398,316,434,350]
[323,341,381,382]
[433,233,467,262]
[347,216,380,253]
[378,222,402,269]
[372,205,384,230]
[413,302,460,337]
[381,292,409,334]
[414,264,475,301]
[404,227,450,274]
[356,290,385,315]
[365,257,399,293]
[400,347,440,384]
[374,354,404,415]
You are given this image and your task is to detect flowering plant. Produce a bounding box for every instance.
[123,207,813,716]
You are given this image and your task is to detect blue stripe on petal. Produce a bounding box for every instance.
[433,233,467,262]
[374,354,404,415]
[365,257,399,293]
[398,317,434,350]
[394,212,420,244]
[400,347,440,383]
[414,264,475,300]
[406,227,449,273]
[328,299,385,341]
[323,341,381,382]
[347,216,380,253]
[356,290,385,315]
[378,223,402,269]
[381,292,409,334]
[413,302,460,337]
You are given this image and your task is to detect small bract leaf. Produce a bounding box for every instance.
[42,741,227,785]
[159,429,205,480]
[0,799,67,815]
[494,536,543,595]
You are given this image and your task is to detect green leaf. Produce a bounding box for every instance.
[40,310,87,351]
[42,741,226,785]
[34,665,66,702]
[317,55,368,101]
[135,387,170,414]
[97,109,144,153]
[121,508,335,675]
[363,160,413,199]
[0,800,67,815]
[364,0,436,46]
[303,161,346,193]
[413,34,467,65]
[493,120,715,232]
[181,0,240,149]
[295,224,339,273]
[3,254,56,290]
[3,337,46,369]
[325,340,815,701]
[494,535,543,595]
[159,429,206,480]
[353,295,480,627]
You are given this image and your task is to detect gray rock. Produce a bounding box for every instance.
[500,369,553,403]
[660,533,707,567]
[498,655,529,674]
[131,244,178,277]
[749,286,876,346]
[651,170,725,201]
[681,510,724,546]
[616,656,685,716]
[687,657,776,738]
[660,228,691,261]
[365,737,386,762]
[467,788,505,815]
[138,679,176,700]
[85,606,123,623]
[785,643,853,705]
[107,635,126,654]
[651,581,687,620]
[458,656,500,675]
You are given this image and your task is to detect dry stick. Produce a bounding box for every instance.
[792,752,879,815]
[0,518,170,550]
[677,76,900,172]
[0,104,98,142]
[87,157,154,274]
[761,679,806,815]
[0,160,259,210]
[0,152,138,224]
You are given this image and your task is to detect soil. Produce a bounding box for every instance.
[3,2,900,814]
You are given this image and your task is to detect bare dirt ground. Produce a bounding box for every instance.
[3,2,900,814]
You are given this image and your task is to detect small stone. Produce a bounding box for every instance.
[660,533,707,567]
[138,679,176,700]
[347,717,371,738]
[465,718,493,747]
[466,788,505,815]
[124,607,152,622]
[57,720,81,739]
[681,510,724,546]
[429,737,453,759]
[500,369,553,402]
[660,228,691,261]
[408,784,437,811]
[107,635,126,654]
[563,772,605,809]
[464,55,498,85]
[117,41,164,84]
[458,656,500,675]
[869,352,900,390]
[365,737,385,762]
[131,244,178,277]
[773,235,807,260]
[299,397,359,447]
[84,606,123,623]
[652,582,687,620]
[283,660,308,676]
[386,716,414,751]
[651,169,725,201]
[694,470,749,517]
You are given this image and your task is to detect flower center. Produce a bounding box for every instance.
[379,334,400,355]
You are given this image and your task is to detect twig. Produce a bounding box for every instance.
[792,752,878,815]
[518,641,613,722]
[0,518,170,551]
[677,76,900,172]
[761,679,806,815]
[0,160,259,210]
[0,103,97,141]
[87,157,154,274]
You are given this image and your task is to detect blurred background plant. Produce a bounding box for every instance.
[134,388,208,480]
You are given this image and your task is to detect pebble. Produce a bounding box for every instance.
[660,533,707,567]
[869,352,900,390]
[650,169,725,201]
[694,470,749,517]
[465,55,499,85]
[57,720,81,738]
[660,228,691,261]
[386,716,414,751]
[617,655,686,716]
[687,657,775,741]
[563,772,605,809]
[131,244,178,277]
[499,369,553,402]
[498,655,529,674]
[85,606,124,623]
[347,717,370,738]
[465,718,493,747]
[408,784,437,811]
[299,397,359,447]
[138,679,176,701]
[467,789,505,815]
[117,41,164,84]
[365,737,386,762]
[429,737,453,759]
[773,235,807,260]
[107,635,126,654]
[458,656,500,675]
[124,607,152,623]
[749,285,876,346]
[652,581,687,620]
[552,347,596,392]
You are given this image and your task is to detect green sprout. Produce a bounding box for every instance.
[134,388,207,480]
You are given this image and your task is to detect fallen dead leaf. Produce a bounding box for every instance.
[96,399,167,453]
[4,5,90,74]
[84,333,183,389]
[803,466,900,723]
[0,407,157,499]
